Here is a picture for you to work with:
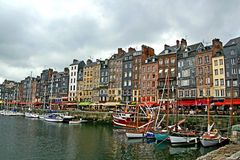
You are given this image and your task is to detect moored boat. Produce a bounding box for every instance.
[44,114,63,122]
[200,129,222,147]
[169,130,199,146]
[25,112,39,118]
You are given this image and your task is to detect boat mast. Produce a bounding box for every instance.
[166,69,170,129]
[230,77,234,126]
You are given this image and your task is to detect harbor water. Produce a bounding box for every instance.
[0,116,220,160]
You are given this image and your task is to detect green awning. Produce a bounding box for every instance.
[78,102,92,106]
[232,125,240,132]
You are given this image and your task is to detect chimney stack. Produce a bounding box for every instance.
[118,48,125,55]
[181,38,187,48]
[128,47,136,53]
[176,40,180,48]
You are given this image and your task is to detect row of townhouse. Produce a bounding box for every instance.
[1,36,240,107]
[69,37,240,106]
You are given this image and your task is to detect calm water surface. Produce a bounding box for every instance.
[0,116,218,160]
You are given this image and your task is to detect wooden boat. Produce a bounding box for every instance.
[200,129,221,147]
[69,118,88,124]
[200,98,222,147]
[126,128,146,139]
[169,130,199,146]
[112,112,133,128]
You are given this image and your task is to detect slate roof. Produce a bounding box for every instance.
[224,37,240,47]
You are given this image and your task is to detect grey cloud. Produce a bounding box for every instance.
[1,0,240,82]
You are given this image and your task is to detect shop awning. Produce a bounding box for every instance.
[78,102,92,106]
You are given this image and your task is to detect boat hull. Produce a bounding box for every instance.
[155,133,169,141]
[126,132,146,139]
[170,135,198,145]
[200,138,220,147]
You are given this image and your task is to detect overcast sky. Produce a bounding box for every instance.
[0,0,240,83]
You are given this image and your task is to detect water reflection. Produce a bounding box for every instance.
[0,116,221,160]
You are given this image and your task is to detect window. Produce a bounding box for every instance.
[129,64,132,68]
[230,49,235,55]
[205,56,209,63]
[220,68,223,74]
[185,90,189,97]
[182,69,190,77]
[135,66,138,70]
[165,58,169,65]
[183,52,188,58]
[199,89,203,96]
[191,90,196,97]
[129,71,132,77]
[220,79,224,86]
[128,80,131,86]
[147,66,150,72]
[215,90,219,97]
[152,74,155,79]
[152,66,155,72]
[214,60,218,66]
[232,68,237,74]
[215,79,219,86]
[206,77,210,85]
[198,57,202,64]
[214,69,218,75]
[219,59,223,65]
[134,74,138,79]
[231,58,236,65]
[124,81,127,86]
[233,80,237,86]
[171,57,175,64]
[179,91,183,97]
[125,64,128,69]
[181,80,189,86]
[159,59,163,65]
[220,89,224,96]
[124,72,127,78]
[178,61,183,67]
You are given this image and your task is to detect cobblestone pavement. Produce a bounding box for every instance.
[197,144,240,160]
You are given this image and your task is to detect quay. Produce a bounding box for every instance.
[197,144,240,160]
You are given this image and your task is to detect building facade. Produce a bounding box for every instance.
[99,59,109,102]
[196,39,223,100]
[177,39,204,101]
[224,37,240,98]
[141,56,158,102]
[158,44,178,104]
[108,48,125,102]
[122,48,134,103]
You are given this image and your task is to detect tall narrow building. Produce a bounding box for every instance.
[68,59,85,101]
[224,37,240,98]
[122,48,135,103]
[141,55,158,102]
[108,48,125,102]
[177,39,204,105]
[132,45,155,103]
[196,39,223,102]
[158,43,178,104]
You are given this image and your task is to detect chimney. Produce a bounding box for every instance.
[176,40,180,48]
[181,38,187,48]
[118,48,125,55]
[164,44,170,50]
[212,38,223,56]
[128,47,136,53]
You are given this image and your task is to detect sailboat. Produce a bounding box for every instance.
[125,104,154,138]
[24,73,39,118]
[200,98,222,147]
